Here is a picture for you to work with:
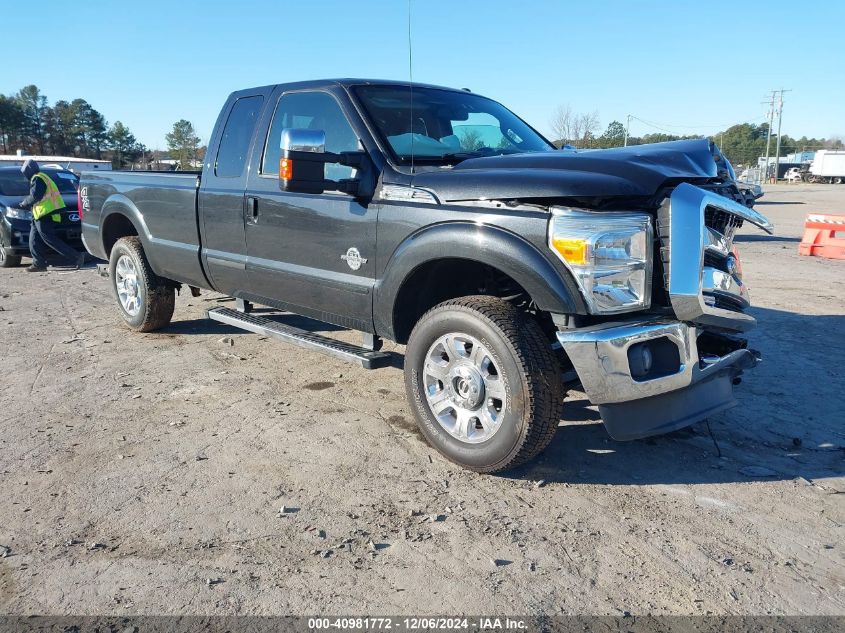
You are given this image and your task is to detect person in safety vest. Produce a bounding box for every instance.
[19,159,85,273]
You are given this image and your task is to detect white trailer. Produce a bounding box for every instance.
[808,150,845,184]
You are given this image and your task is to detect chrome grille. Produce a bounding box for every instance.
[704,207,743,236]
[659,183,772,333]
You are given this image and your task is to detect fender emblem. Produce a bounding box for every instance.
[341,247,368,271]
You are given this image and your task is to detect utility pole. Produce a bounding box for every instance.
[624,114,632,147]
[762,91,776,184]
[773,88,792,182]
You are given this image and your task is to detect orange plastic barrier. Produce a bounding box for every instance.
[798,214,845,260]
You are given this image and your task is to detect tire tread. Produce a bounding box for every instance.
[110,237,175,332]
[409,295,564,473]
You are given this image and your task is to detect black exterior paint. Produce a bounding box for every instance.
[413,139,720,202]
[80,79,725,341]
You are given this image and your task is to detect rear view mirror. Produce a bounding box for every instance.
[279,128,372,198]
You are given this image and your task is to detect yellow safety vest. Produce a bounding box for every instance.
[31,172,65,222]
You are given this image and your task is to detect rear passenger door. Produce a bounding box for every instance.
[243,89,377,332]
[199,92,266,296]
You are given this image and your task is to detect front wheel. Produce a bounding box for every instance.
[0,244,22,268]
[109,236,175,332]
[404,296,564,473]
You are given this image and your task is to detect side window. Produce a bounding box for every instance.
[215,95,264,178]
[262,91,360,181]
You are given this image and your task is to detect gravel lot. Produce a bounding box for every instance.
[0,184,842,616]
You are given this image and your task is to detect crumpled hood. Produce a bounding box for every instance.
[411,138,720,202]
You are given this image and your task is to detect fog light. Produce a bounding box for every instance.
[628,342,654,378]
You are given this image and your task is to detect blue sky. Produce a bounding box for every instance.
[3,0,843,148]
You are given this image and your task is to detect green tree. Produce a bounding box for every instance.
[82,103,109,159]
[16,84,48,153]
[108,120,143,168]
[69,98,93,155]
[0,95,26,154]
[457,128,485,151]
[596,120,626,148]
[166,119,201,169]
[44,100,78,155]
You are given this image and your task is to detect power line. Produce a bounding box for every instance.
[630,115,744,131]
[628,114,766,137]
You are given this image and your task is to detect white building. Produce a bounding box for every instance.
[0,150,112,173]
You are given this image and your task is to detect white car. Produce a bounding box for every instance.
[784,167,804,182]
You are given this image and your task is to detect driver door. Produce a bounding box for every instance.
[243,89,377,332]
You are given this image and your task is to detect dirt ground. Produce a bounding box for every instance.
[0,184,842,617]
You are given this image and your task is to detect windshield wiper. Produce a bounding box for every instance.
[440,148,520,162]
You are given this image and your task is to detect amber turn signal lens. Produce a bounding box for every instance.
[280,158,293,180]
[551,237,588,265]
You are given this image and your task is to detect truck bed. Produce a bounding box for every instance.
[80,170,208,288]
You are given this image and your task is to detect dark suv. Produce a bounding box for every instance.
[0,166,83,268]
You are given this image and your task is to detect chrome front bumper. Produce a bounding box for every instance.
[555,184,772,440]
[557,319,760,440]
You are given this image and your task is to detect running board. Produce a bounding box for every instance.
[207,307,392,370]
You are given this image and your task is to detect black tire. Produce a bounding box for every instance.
[404,295,564,473]
[0,245,22,268]
[108,236,175,332]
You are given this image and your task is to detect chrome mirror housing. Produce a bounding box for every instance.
[281,128,326,153]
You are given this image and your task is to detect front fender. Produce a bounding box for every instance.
[374,221,585,339]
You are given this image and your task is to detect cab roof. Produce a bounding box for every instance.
[230,78,470,99]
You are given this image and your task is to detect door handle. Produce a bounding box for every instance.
[246,196,259,223]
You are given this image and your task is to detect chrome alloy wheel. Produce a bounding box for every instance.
[115,255,142,317]
[423,333,507,443]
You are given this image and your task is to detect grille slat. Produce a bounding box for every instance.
[705,206,743,235]
[658,194,749,317]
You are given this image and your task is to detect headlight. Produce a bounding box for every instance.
[548,208,653,314]
[5,207,33,220]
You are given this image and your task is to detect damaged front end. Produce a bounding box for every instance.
[557,183,773,441]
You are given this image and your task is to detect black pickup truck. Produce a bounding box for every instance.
[80,79,773,473]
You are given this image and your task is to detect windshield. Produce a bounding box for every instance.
[46,170,80,194]
[353,85,554,164]
[0,169,78,196]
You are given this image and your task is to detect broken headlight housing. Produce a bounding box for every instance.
[548,208,653,314]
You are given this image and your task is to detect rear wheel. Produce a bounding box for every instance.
[109,237,175,332]
[0,242,22,268]
[404,295,564,473]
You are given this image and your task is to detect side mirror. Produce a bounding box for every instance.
[281,128,326,154]
[279,128,373,198]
